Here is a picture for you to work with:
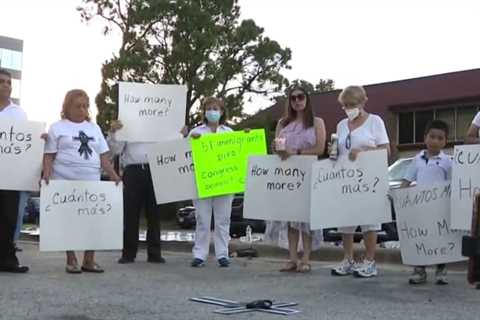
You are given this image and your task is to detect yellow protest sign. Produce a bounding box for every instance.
[191,129,267,198]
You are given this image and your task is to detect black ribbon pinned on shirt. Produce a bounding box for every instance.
[74,130,94,160]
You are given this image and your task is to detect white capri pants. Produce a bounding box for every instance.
[337,224,381,234]
[192,195,233,260]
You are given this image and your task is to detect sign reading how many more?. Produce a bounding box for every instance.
[40,180,123,251]
[244,155,316,223]
[0,119,46,191]
[147,139,198,204]
[392,182,467,266]
[451,145,480,230]
[309,149,391,230]
[116,82,187,142]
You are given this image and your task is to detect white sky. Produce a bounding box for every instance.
[1,0,479,125]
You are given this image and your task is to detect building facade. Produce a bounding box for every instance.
[243,68,480,160]
[0,35,23,104]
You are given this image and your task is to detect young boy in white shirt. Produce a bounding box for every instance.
[401,120,452,285]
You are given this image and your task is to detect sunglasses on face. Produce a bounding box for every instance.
[290,94,306,102]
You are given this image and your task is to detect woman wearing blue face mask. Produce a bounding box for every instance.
[188,97,234,268]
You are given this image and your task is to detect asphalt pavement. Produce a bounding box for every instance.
[0,241,479,320]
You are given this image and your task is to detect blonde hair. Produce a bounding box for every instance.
[200,96,227,124]
[61,89,91,121]
[338,85,367,106]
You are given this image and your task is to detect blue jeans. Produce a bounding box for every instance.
[14,192,29,242]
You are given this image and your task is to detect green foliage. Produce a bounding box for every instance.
[284,78,335,95]
[78,0,292,131]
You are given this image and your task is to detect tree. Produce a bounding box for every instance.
[283,78,335,96]
[78,0,292,131]
[315,78,335,93]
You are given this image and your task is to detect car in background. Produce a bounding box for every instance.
[322,157,414,243]
[23,195,40,225]
[176,206,196,229]
[388,157,413,189]
[175,194,266,238]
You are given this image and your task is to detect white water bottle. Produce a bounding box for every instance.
[246,225,253,244]
[329,133,338,160]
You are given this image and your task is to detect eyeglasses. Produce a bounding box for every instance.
[290,94,306,102]
[345,132,351,150]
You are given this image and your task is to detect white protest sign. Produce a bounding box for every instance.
[116,82,187,142]
[392,182,467,266]
[243,155,316,222]
[310,149,390,229]
[40,180,123,251]
[147,139,198,204]
[0,119,45,191]
[451,145,480,230]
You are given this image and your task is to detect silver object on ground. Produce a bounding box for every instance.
[190,296,300,316]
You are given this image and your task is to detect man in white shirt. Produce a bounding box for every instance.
[0,69,29,273]
[108,120,164,264]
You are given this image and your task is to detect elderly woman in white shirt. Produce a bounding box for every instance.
[43,89,121,274]
[187,97,238,268]
[330,85,390,279]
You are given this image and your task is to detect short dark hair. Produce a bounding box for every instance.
[0,69,12,78]
[424,119,449,138]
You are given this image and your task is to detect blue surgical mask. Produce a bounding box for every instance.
[205,110,221,123]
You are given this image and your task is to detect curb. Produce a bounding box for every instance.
[20,233,468,270]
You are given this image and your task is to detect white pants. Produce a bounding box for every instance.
[192,195,233,260]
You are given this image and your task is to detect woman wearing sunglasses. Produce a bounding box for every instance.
[330,85,390,278]
[264,85,326,273]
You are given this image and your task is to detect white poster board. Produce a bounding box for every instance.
[310,149,390,230]
[243,155,316,222]
[116,82,187,142]
[40,180,123,251]
[0,119,45,191]
[147,139,198,204]
[392,182,467,266]
[451,145,480,230]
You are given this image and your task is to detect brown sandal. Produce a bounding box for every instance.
[81,263,104,273]
[279,261,298,272]
[297,262,311,273]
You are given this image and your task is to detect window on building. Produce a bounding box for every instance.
[397,104,479,144]
[398,113,414,144]
[436,108,455,140]
[456,106,478,140]
[0,48,22,71]
[414,110,434,143]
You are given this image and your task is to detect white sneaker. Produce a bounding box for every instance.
[331,259,354,276]
[353,260,378,278]
[351,260,363,273]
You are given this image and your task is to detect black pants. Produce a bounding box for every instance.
[122,165,161,260]
[0,190,20,267]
